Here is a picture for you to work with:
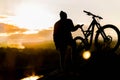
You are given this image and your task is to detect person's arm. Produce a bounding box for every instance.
[73,25,80,31]
[68,19,81,32]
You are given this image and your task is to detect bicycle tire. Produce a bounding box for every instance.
[95,24,120,52]
[73,36,86,52]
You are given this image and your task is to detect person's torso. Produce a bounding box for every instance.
[54,19,73,44]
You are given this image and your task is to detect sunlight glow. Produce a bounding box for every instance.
[23,30,39,34]
[21,72,44,80]
[82,50,91,60]
[13,3,55,30]
[7,42,25,49]
[0,2,56,31]
[21,76,40,80]
[0,32,21,36]
[0,33,10,36]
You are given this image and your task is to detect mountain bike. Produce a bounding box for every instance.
[74,10,120,53]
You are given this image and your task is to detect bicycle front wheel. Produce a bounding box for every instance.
[95,24,120,52]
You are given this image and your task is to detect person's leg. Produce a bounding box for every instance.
[71,41,79,72]
[64,46,73,71]
[59,50,66,71]
[59,46,73,72]
[71,41,77,64]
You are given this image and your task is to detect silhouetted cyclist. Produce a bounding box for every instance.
[53,11,80,71]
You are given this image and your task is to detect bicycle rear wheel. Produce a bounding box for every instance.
[95,24,120,52]
[74,36,85,52]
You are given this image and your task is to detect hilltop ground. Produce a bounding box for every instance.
[0,42,120,80]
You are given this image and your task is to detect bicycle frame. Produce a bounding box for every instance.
[80,17,107,48]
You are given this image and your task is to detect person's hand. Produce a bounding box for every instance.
[75,24,81,28]
[76,24,84,28]
[76,24,81,27]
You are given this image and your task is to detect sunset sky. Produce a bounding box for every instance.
[0,0,120,48]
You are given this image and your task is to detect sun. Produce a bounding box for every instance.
[12,3,55,31]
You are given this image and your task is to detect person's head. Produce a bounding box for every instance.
[60,11,67,20]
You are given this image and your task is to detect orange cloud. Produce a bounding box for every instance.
[0,27,54,48]
[38,29,53,36]
[0,23,54,48]
[0,23,27,33]
[37,29,53,40]
[7,29,53,43]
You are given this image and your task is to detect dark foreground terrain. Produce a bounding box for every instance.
[0,46,120,80]
[39,50,120,80]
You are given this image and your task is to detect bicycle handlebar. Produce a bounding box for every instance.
[83,10,103,19]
